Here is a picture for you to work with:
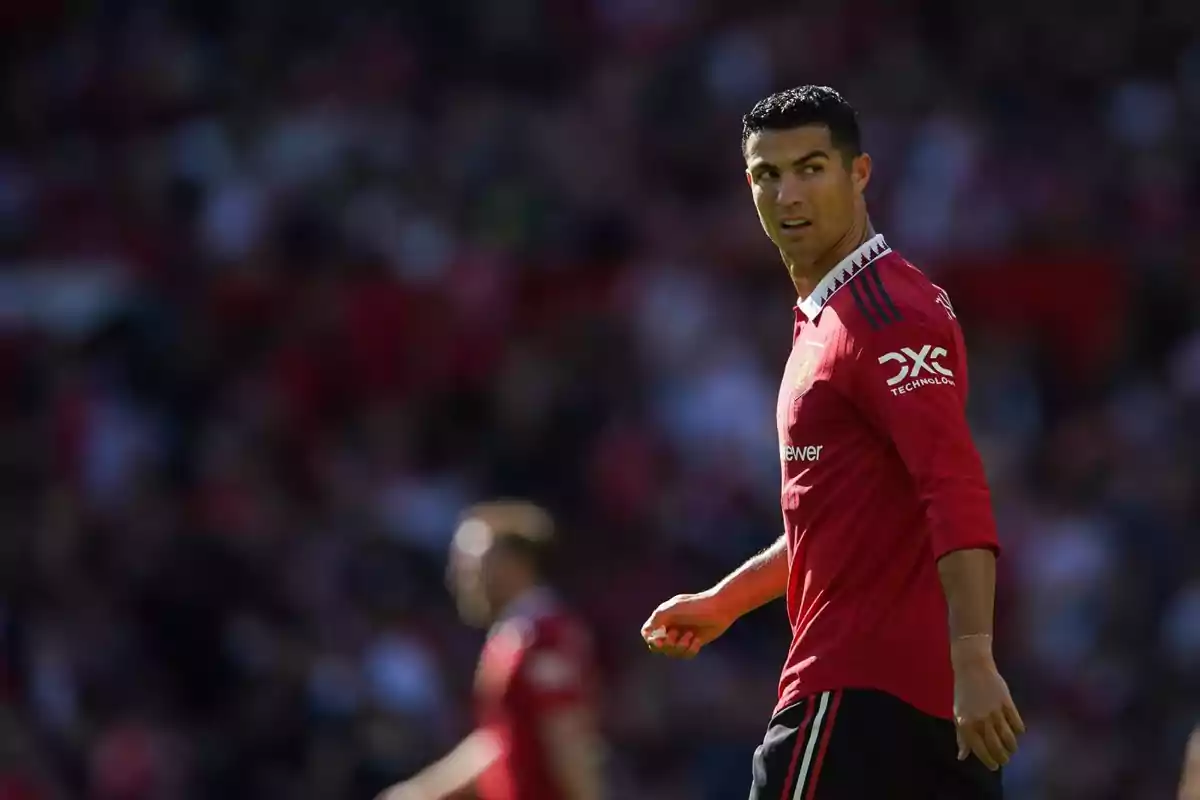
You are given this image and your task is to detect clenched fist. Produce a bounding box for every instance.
[641,592,735,659]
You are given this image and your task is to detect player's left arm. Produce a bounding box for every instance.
[540,706,603,800]
[849,303,1024,767]
[525,642,604,800]
[849,310,999,568]
[850,311,1001,623]
[375,730,501,800]
[1181,725,1200,800]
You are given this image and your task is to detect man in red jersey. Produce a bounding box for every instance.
[378,501,602,800]
[641,86,1024,798]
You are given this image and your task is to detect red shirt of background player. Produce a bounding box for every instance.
[473,590,597,800]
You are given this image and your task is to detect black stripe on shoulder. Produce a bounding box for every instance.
[855,272,895,328]
[848,280,880,330]
[866,263,902,323]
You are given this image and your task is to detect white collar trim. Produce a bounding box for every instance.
[796,234,891,321]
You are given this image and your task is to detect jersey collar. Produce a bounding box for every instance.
[796,233,891,321]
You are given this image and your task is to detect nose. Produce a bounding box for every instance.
[777,171,806,207]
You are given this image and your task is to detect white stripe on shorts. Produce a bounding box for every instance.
[792,691,832,800]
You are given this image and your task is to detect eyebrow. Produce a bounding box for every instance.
[748,149,831,172]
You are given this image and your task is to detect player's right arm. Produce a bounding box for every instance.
[374,730,501,800]
[641,535,788,658]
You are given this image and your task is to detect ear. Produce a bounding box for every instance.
[851,153,872,194]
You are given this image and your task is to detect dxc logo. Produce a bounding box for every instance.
[878,345,955,387]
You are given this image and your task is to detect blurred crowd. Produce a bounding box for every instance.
[0,0,1198,798]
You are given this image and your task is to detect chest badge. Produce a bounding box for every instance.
[792,343,823,397]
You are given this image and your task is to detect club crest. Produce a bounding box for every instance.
[791,345,821,397]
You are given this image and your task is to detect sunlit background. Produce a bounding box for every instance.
[1,1,1199,798]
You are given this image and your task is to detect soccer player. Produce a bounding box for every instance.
[641,86,1025,798]
[377,501,602,800]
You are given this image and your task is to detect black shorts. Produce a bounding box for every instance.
[748,689,1002,799]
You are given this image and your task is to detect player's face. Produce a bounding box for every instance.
[744,125,871,265]
[448,519,498,627]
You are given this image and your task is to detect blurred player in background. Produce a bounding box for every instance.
[1181,725,1200,800]
[377,501,602,800]
[642,86,1024,798]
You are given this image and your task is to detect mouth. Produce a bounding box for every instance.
[779,219,811,233]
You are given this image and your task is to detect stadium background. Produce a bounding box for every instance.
[1,0,1198,798]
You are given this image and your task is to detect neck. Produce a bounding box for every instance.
[493,583,544,622]
[786,216,874,301]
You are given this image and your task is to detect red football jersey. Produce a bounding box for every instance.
[474,589,596,800]
[775,234,1000,721]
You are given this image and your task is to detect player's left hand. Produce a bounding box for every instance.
[951,637,1025,772]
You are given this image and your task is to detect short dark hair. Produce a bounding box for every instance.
[741,85,862,160]
[461,500,555,574]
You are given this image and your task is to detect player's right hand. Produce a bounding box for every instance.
[641,591,735,659]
